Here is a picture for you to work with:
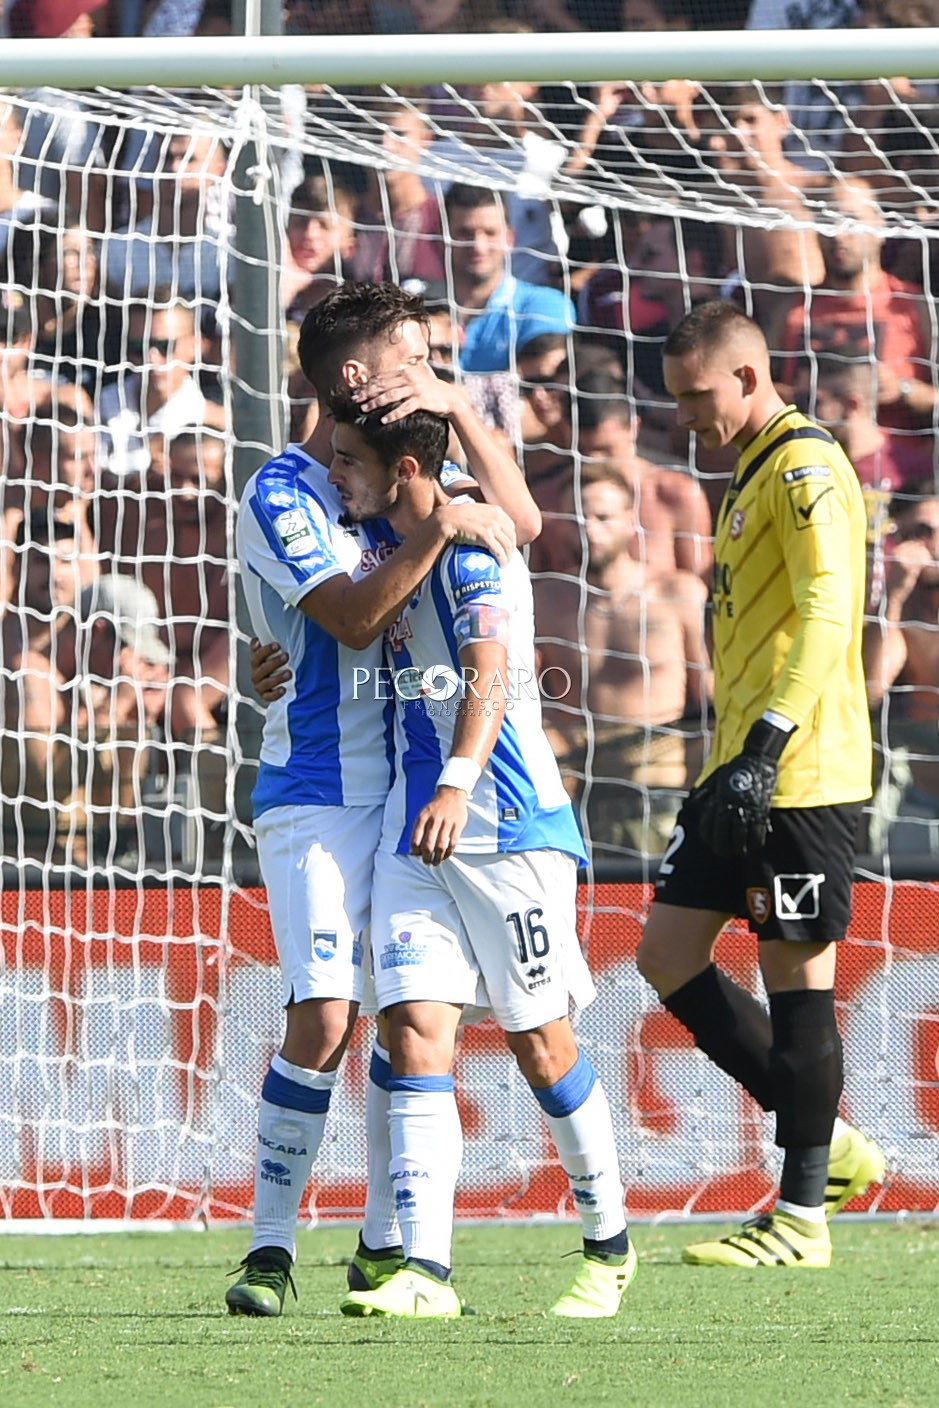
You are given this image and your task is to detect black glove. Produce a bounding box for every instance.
[696,718,790,859]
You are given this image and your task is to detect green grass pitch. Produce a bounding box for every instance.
[1,1222,936,1408]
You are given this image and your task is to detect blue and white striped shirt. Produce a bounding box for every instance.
[380,543,586,862]
[237,445,395,815]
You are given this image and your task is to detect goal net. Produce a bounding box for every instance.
[1,35,937,1224]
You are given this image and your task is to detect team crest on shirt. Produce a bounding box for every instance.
[729,509,746,540]
[746,887,772,924]
[313,930,337,961]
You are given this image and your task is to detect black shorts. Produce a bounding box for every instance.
[653,791,863,943]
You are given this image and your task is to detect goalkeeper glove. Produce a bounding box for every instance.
[696,717,791,859]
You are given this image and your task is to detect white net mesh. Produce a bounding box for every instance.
[1,71,937,1222]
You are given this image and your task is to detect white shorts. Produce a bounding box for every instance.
[370,848,595,1032]
[254,803,382,1007]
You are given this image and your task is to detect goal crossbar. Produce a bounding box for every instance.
[3,29,939,91]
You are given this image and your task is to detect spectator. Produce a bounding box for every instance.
[11,385,99,597]
[7,1,108,231]
[703,84,825,332]
[284,320,319,447]
[141,430,229,742]
[351,101,446,287]
[282,173,357,322]
[530,369,713,579]
[778,177,937,435]
[580,212,726,453]
[428,55,574,286]
[533,460,709,856]
[7,219,114,402]
[0,96,49,263]
[101,131,228,309]
[864,481,939,854]
[516,338,577,486]
[795,350,934,494]
[283,0,373,32]
[77,573,171,866]
[841,0,939,198]
[0,292,47,437]
[97,297,226,481]
[444,183,573,373]
[138,0,221,34]
[746,0,860,172]
[620,0,695,26]
[0,514,85,863]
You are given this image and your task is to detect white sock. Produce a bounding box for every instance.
[249,1054,337,1259]
[361,1041,401,1251]
[831,1116,851,1143]
[534,1053,627,1243]
[388,1079,462,1271]
[776,1198,826,1226]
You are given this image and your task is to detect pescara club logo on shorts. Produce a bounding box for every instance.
[313,930,337,961]
[729,509,746,540]
[746,887,772,924]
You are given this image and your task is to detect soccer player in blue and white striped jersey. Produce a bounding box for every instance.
[228,282,539,1317]
[326,393,636,1321]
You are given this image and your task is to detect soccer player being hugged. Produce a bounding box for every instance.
[325,390,636,1319]
[637,300,885,1269]
[230,281,538,1317]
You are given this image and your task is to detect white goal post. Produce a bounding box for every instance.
[1,30,938,1227]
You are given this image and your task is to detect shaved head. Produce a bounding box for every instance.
[663,299,769,371]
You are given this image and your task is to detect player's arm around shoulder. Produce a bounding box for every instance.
[298,505,514,651]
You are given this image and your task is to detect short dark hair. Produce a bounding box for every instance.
[663,298,766,360]
[289,172,355,222]
[444,182,504,223]
[578,459,636,507]
[888,478,939,518]
[574,369,635,432]
[15,513,78,550]
[516,332,568,366]
[328,389,449,480]
[297,281,429,395]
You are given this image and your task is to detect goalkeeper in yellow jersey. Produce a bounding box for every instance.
[637,300,885,1269]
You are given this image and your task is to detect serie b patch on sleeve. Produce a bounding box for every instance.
[787,482,834,530]
[273,508,322,560]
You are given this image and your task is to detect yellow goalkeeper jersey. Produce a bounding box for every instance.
[699,405,872,808]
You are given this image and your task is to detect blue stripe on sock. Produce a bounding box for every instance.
[530,1050,597,1118]
[387,1073,454,1094]
[369,1049,393,1091]
[262,1065,332,1114]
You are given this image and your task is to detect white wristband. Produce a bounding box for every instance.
[437,757,482,795]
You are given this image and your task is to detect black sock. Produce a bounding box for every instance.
[779,1145,830,1210]
[663,963,774,1110]
[358,1237,403,1259]
[769,988,842,1149]
[584,1232,630,1262]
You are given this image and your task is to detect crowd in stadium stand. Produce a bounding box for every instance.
[1,0,938,870]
